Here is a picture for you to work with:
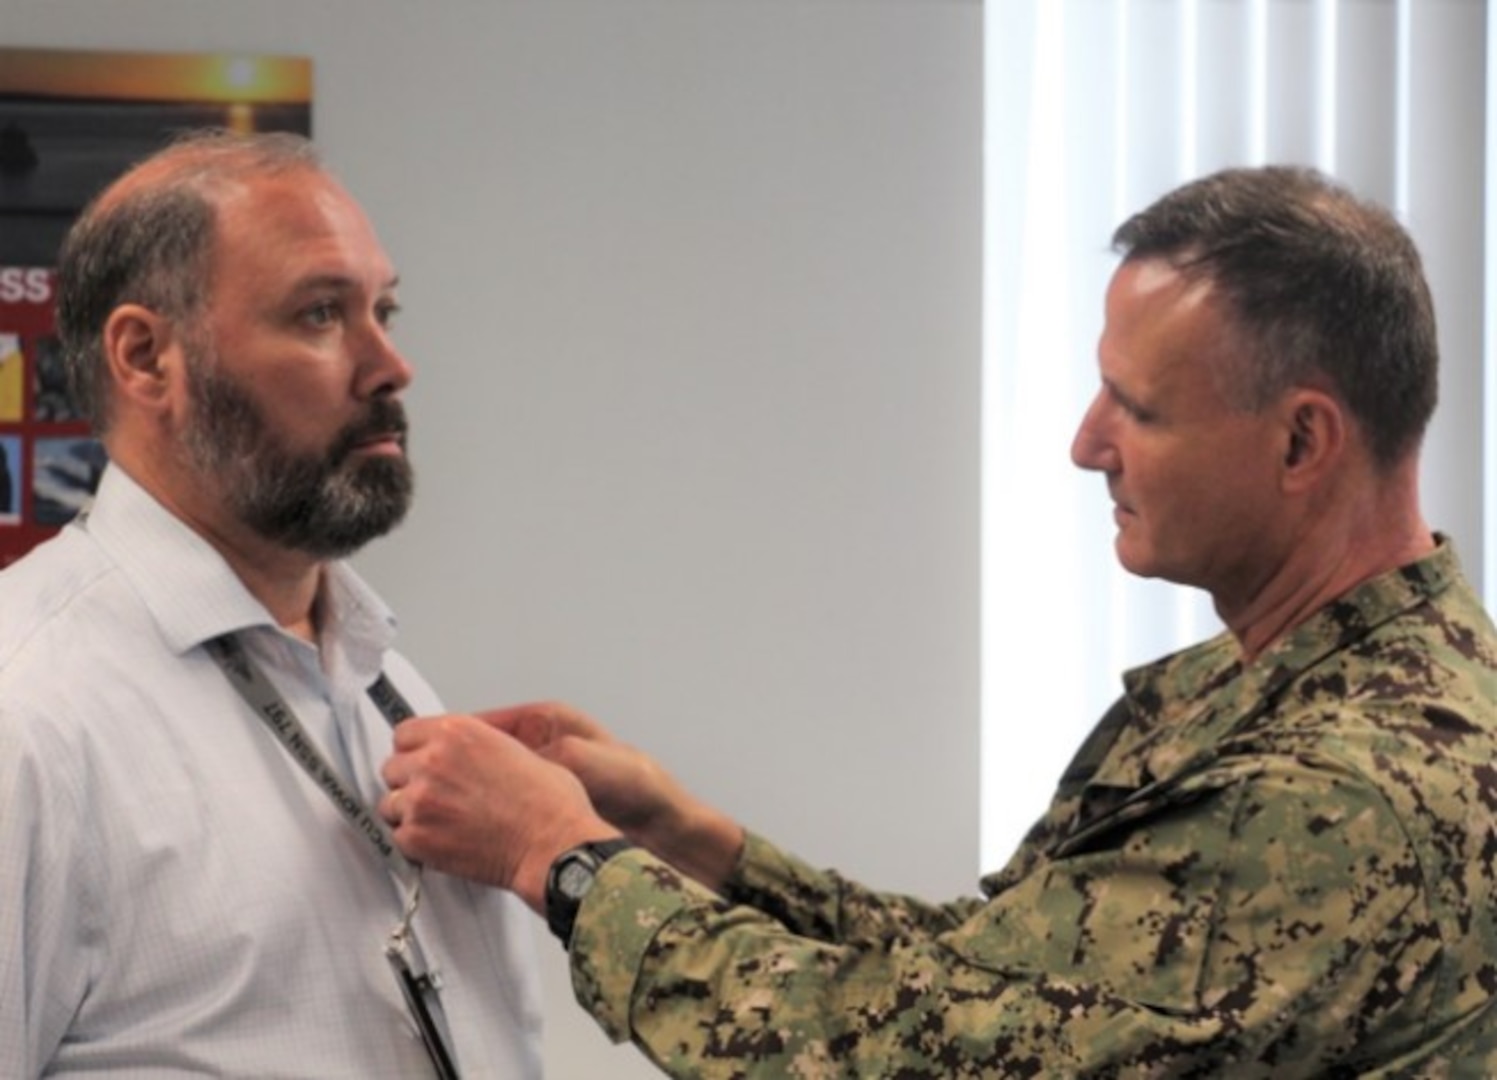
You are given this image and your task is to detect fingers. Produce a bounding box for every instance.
[380,714,499,810]
[379,784,405,826]
[375,706,617,899]
[482,704,556,751]
[386,713,444,755]
[481,701,606,750]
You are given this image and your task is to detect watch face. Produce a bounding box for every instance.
[557,858,595,900]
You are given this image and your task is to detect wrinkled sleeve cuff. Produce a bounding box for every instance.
[567,846,723,1043]
[722,829,821,901]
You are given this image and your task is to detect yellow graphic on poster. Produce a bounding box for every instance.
[0,333,20,422]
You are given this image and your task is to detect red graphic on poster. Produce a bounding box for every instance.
[0,267,95,568]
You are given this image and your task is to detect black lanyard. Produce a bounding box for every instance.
[204,633,418,884]
[205,632,463,1079]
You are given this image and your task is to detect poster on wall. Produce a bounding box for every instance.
[0,47,313,567]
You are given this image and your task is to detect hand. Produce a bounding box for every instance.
[483,701,679,835]
[481,702,746,891]
[379,714,617,911]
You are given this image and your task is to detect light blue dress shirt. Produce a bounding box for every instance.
[0,466,544,1077]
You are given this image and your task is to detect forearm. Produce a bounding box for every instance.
[567,848,1238,1079]
[631,799,745,894]
[566,767,1436,1078]
[721,831,986,943]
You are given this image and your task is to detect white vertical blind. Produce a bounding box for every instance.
[1490,4,1497,599]
[982,0,1488,869]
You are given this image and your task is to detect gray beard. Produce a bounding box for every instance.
[181,360,413,559]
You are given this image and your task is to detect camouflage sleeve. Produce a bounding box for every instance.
[568,755,1438,1078]
[718,830,990,942]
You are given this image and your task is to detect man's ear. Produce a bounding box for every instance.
[101,304,181,413]
[1279,388,1346,493]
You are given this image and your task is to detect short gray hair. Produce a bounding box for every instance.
[55,129,322,432]
[1113,166,1438,470]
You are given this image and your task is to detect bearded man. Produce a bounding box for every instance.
[0,131,542,1079]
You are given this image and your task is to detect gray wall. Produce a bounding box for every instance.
[0,2,983,1076]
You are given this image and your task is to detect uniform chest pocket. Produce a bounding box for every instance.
[944,773,1249,1015]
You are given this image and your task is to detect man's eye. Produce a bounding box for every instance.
[1110,391,1155,425]
[376,301,401,329]
[303,302,338,327]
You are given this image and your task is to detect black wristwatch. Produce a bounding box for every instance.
[544,837,636,945]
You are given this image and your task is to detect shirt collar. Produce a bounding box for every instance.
[79,465,397,658]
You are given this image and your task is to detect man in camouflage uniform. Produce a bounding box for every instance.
[380,166,1497,1076]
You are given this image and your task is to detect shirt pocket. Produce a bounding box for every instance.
[944,766,1256,1016]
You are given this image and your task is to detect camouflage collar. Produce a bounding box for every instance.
[1092,537,1462,797]
[1232,534,1460,712]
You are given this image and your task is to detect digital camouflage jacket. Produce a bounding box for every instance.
[569,541,1497,1078]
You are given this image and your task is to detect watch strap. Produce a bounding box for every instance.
[544,837,636,944]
